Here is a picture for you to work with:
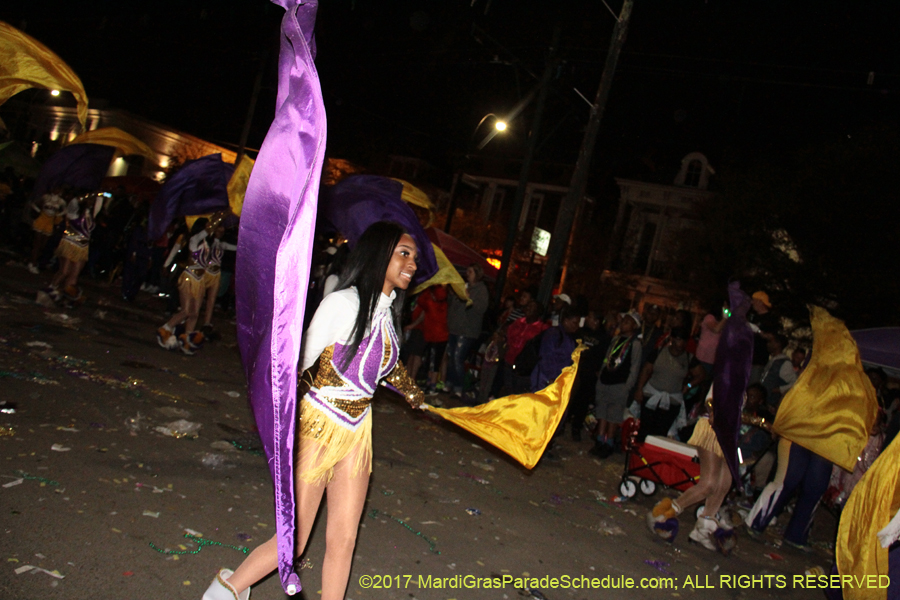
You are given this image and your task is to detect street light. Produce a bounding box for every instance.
[444,112,510,233]
[49,89,60,96]
[471,112,508,144]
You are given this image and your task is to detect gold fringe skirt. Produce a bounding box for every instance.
[177,270,205,298]
[55,238,88,263]
[32,213,55,235]
[297,398,372,486]
[201,270,221,291]
[687,416,724,458]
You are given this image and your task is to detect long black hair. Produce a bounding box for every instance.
[335,221,410,367]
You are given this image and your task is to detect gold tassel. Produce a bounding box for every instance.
[297,400,372,485]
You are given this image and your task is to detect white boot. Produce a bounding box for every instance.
[202,569,250,600]
[688,515,718,551]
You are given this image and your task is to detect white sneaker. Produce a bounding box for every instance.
[27,263,39,274]
[689,516,718,551]
[202,569,250,600]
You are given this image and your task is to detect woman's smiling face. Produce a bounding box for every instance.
[383,234,418,295]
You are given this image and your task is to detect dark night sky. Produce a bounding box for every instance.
[3,1,900,189]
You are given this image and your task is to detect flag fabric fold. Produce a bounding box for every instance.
[235,0,325,593]
[321,174,438,284]
[773,306,878,472]
[427,345,584,469]
[32,143,115,200]
[411,244,471,305]
[711,282,754,482]
[0,20,89,128]
[68,127,156,161]
[147,154,234,241]
[227,155,254,217]
[836,434,900,600]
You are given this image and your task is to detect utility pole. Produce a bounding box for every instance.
[537,0,633,307]
[493,25,561,306]
[235,49,268,166]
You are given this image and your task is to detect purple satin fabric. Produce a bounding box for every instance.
[147,153,234,240]
[712,282,754,482]
[235,0,325,593]
[321,175,438,283]
[32,143,115,200]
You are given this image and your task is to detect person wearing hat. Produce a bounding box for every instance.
[548,293,572,327]
[590,310,643,458]
[748,291,779,385]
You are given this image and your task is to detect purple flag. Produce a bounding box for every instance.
[32,143,115,200]
[235,0,325,594]
[321,175,438,283]
[146,153,234,240]
[711,281,754,482]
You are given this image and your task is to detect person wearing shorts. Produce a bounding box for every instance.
[29,188,67,274]
[590,310,642,458]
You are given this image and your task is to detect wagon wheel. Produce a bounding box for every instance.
[639,479,657,496]
[619,479,637,498]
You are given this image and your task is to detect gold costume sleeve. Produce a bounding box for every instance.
[385,360,425,409]
[427,345,585,469]
[773,307,878,472]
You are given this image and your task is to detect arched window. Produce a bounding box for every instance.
[684,160,703,187]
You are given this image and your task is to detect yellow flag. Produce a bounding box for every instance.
[773,306,878,472]
[0,21,88,129]
[837,435,900,600]
[411,244,470,305]
[427,345,584,469]
[68,127,155,161]
[226,155,254,217]
[391,177,434,226]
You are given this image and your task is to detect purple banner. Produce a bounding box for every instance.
[147,153,234,240]
[321,175,438,283]
[32,143,115,200]
[712,282,754,482]
[235,0,325,594]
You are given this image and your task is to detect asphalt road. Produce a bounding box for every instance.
[0,257,832,600]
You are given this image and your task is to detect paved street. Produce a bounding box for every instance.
[0,258,831,600]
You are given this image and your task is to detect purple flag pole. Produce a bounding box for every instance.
[235,0,325,594]
[711,281,754,482]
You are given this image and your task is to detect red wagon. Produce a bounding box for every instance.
[617,418,701,498]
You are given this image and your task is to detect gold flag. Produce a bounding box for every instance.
[411,244,471,305]
[773,306,878,472]
[0,20,88,129]
[227,155,254,217]
[836,435,900,600]
[68,127,155,161]
[427,345,584,469]
[391,177,435,226]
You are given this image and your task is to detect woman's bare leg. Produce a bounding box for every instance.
[674,447,718,511]
[184,293,201,334]
[50,257,71,288]
[64,260,86,289]
[226,447,329,593]
[320,447,371,600]
[202,285,217,327]
[701,453,734,518]
[164,286,193,330]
